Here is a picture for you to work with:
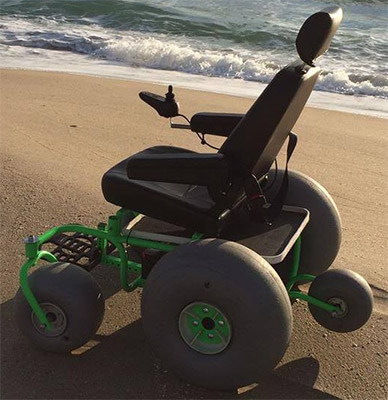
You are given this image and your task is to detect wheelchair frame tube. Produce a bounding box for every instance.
[287,237,340,314]
[20,209,340,330]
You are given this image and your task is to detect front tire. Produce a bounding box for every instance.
[308,269,373,332]
[141,239,292,390]
[14,262,105,353]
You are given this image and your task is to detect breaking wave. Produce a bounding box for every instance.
[1,15,387,99]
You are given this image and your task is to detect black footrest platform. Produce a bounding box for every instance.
[222,206,309,264]
[44,232,101,271]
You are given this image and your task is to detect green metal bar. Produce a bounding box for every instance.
[22,224,134,319]
[38,224,175,251]
[289,291,340,314]
[104,214,139,291]
[107,215,121,236]
[24,222,175,291]
[103,256,146,289]
[286,236,306,292]
[35,223,175,254]
[286,273,315,292]
[285,236,341,314]
[125,236,176,252]
[37,224,134,289]
[103,254,141,272]
[97,222,108,260]
[38,224,106,245]
[285,236,314,290]
[190,232,204,242]
[20,211,203,326]
[20,250,58,329]
[116,208,139,227]
[37,223,174,290]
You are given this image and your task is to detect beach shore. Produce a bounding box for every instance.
[1,69,387,399]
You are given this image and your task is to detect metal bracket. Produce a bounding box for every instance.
[170,121,191,130]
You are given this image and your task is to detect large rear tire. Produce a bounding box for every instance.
[141,239,292,390]
[265,169,342,277]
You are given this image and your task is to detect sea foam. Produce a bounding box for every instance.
[1,15,387,114]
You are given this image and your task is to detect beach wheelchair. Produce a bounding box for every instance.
[14,6,373,390]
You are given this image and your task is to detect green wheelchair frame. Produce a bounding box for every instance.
[20,208,341,332]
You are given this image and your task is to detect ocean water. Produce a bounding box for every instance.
[1,0,387,116]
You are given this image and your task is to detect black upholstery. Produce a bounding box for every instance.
[126,151,229,187]
[220,61,320,179]
[102,146,244,233]
[296,7,343,66]
[102,7,343,234]
[190,113,244,137]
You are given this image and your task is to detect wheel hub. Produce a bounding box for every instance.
[178,302,232,355]
[31,302,67,337]
[328,297,348,318]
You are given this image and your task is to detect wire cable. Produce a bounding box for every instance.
[176,114,220,150]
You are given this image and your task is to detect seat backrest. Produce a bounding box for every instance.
[219,7,343,180]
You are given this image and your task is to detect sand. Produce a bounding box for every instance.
[1,69,387,399]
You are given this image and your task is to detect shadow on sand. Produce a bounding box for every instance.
[1,266,337,399]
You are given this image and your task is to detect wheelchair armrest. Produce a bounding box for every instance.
[127,152,229,186]
[190,113,244,137]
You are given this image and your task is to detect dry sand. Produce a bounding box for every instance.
[1,69,387,399]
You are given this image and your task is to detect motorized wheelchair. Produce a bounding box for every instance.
[14,6,373,390]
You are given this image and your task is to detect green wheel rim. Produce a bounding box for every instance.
[178,302,232,355]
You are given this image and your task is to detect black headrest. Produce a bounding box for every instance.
[296,7,343,66]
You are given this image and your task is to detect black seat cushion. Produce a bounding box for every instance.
[102,146,238,233]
